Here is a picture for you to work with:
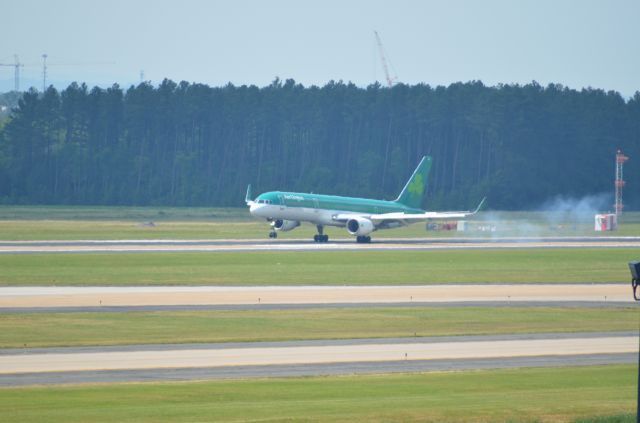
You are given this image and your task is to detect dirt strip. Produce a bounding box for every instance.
[0,284,631,307]
[0,336,635,374]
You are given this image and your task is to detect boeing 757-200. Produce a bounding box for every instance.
[246,156,484,243]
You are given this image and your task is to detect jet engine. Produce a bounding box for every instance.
[346,217,375,236]
[272,219,300,232]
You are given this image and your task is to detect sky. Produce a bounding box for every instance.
[2,0,639,96]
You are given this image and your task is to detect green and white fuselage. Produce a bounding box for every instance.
[250,191,423,227]
[246,156,484,242]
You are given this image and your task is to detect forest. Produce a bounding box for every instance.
[0,79,638,210]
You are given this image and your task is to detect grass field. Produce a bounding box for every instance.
[0,205,252,221]
[0,206,638,240]
[1,306,636,348]
[0,365,634,422]
[0,206,637,422]
[0,248,636,286]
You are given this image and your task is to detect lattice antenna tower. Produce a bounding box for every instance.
[42,54,48,92]
[614,149,629,216]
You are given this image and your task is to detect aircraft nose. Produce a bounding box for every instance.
[249,203,263,216]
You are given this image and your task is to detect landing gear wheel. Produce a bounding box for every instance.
[269,231,277,239]
[314,234,329,243]
[356,236,371,243]
[314,225,328,243]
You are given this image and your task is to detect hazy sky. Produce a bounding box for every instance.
[2,0,639,95]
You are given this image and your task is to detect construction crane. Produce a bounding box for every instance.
[1,54,114,92]
[374,30,398,88]
[39,55,115,92]
[0,55,24,91]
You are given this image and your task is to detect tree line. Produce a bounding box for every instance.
[0,79,638,210]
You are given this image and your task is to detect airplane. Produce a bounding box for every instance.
[246,156,485,243]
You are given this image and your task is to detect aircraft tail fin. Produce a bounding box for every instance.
[394,156,432,209]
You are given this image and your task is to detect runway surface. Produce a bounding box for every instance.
[0,284,631,308]
[1,236,639,253]
[0,332,635,386]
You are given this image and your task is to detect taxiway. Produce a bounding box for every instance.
[0,284,632,308]
[0,332,635,386]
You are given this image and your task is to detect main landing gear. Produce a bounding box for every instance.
[314,225,329,243]
[269,231,277,238]
[356,235,371,243]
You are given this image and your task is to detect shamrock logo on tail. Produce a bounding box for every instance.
[408,174,424,196]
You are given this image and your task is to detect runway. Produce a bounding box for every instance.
[0,332,635,386]
[0,284,632,308]
[1,236,639,253]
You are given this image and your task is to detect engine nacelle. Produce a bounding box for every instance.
[346,217,375,236]
[272,219,300,232]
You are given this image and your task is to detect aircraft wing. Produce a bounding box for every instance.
[332,198,486,224]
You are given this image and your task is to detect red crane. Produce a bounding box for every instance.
[374,31,398,88]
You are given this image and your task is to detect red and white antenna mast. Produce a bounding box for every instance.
[614,149,629,216]
[374,30,398,88]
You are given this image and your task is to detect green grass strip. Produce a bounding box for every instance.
[1,219,640,240]
[0,207,639,240]
[0,307,637,348]
[0,248,637,286]
[0,365,634,422]
[0,205,251,221]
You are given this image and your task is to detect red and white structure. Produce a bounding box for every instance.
[595,213,617,231]
[614,150,629,216]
